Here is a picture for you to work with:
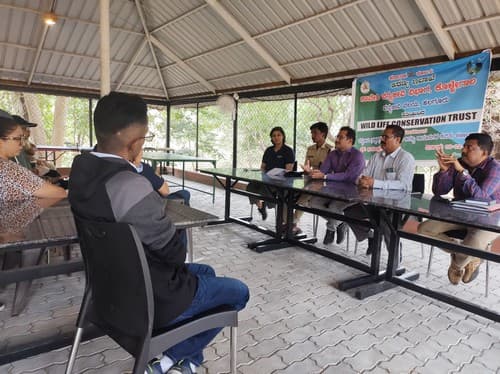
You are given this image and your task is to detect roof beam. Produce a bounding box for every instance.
[149,35,216,93]
[116,38,147,90]
[27,0,57,85]
[415,0,456,59]
[134,0,169,99]
[206,0,291,84]
[150,4,208,34]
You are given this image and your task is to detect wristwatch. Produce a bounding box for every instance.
[460,169,469,177]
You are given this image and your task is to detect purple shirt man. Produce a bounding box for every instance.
[320,147,365,183]
[432,156,500,201]
[310,126,365,245]
[419,133,500,286]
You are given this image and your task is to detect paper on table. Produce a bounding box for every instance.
[266,167,286,178]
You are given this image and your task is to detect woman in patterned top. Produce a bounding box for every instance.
[0,115,66,200]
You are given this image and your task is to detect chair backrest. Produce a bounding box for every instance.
[73,214,154,349]
[412,173,425,194]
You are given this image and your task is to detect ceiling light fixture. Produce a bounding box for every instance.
[43,12,57,26]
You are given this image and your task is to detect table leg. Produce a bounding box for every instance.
[11,248,46,316]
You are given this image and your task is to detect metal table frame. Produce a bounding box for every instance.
[143,151,217,203]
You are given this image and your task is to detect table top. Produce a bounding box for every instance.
[143,152,216,163]
[202,167,500,233]
[0,198,218,251]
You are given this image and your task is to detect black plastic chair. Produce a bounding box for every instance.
[65,216,238,374]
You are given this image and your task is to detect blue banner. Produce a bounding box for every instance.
[353,50,491,160]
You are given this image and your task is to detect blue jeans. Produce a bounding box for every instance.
[166,189,191,206]
[164,263,249,366]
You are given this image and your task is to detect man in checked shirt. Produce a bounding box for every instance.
[418,133,500,285]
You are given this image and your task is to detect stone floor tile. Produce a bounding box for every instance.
[276,339,319,365]
[321,361,358,373]
[374,336,413,357]
[244,336,288,360]
[465,331,498,350]
[309,343,353,368]
[343,333,381,352]
[378,352,423,373]
[418,355,460,373]
[342,348,389,372]
[272,358,321,373]
[239,355,287,374]
[472,344,500,371]
[456,361,494,374]
[310,328,350,349]
[278,324,319,344]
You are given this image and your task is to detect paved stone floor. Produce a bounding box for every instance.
[1,177,500,373]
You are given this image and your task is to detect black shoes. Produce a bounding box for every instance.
[336,223,347,245]
[365,237,374,255]
[323,229,335,245]
[258,205,267,220]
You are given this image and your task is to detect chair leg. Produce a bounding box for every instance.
[230,326,237,374]
[420,243,424,259]
[485,260,489,298]
[65,327,84,374]
[345,227,350,252]
[354,240,358,255]
[427,246,435,276]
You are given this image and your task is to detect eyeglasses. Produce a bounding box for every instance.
[336,135,348,140]
[1,136,27,143]
[138,133,155,142]
[380,135,395,140]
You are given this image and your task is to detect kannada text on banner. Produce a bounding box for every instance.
[353,50,491,160]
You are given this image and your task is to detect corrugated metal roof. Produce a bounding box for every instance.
[0,0,498,100]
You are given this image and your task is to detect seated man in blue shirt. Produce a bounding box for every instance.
[133,149,190,205]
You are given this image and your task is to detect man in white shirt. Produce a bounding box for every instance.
[345,124,415,254]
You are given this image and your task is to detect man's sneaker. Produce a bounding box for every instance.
[166,359,194,374]
[323,229,335,245]
[336,223,347,245]
[258,205,267,220]
[462,260,481,283]
[145,359,163,374]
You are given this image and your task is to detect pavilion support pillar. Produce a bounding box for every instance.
[100,0,111,96]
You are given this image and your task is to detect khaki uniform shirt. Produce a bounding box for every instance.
[304,142,332,169]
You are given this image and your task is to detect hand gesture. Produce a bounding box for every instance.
[358,175,374,189]
[436,147,461,172]
[310,170,325,180]
[301,159,312,174]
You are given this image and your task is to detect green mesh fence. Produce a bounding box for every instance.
[198,104,233,169]
[237,96,295,169]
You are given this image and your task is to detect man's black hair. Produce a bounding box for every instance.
[94,92,148,143]
[386,124,405,142]
[465,132,494,154]
[310,122,328,137]
[339,126,356,144]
